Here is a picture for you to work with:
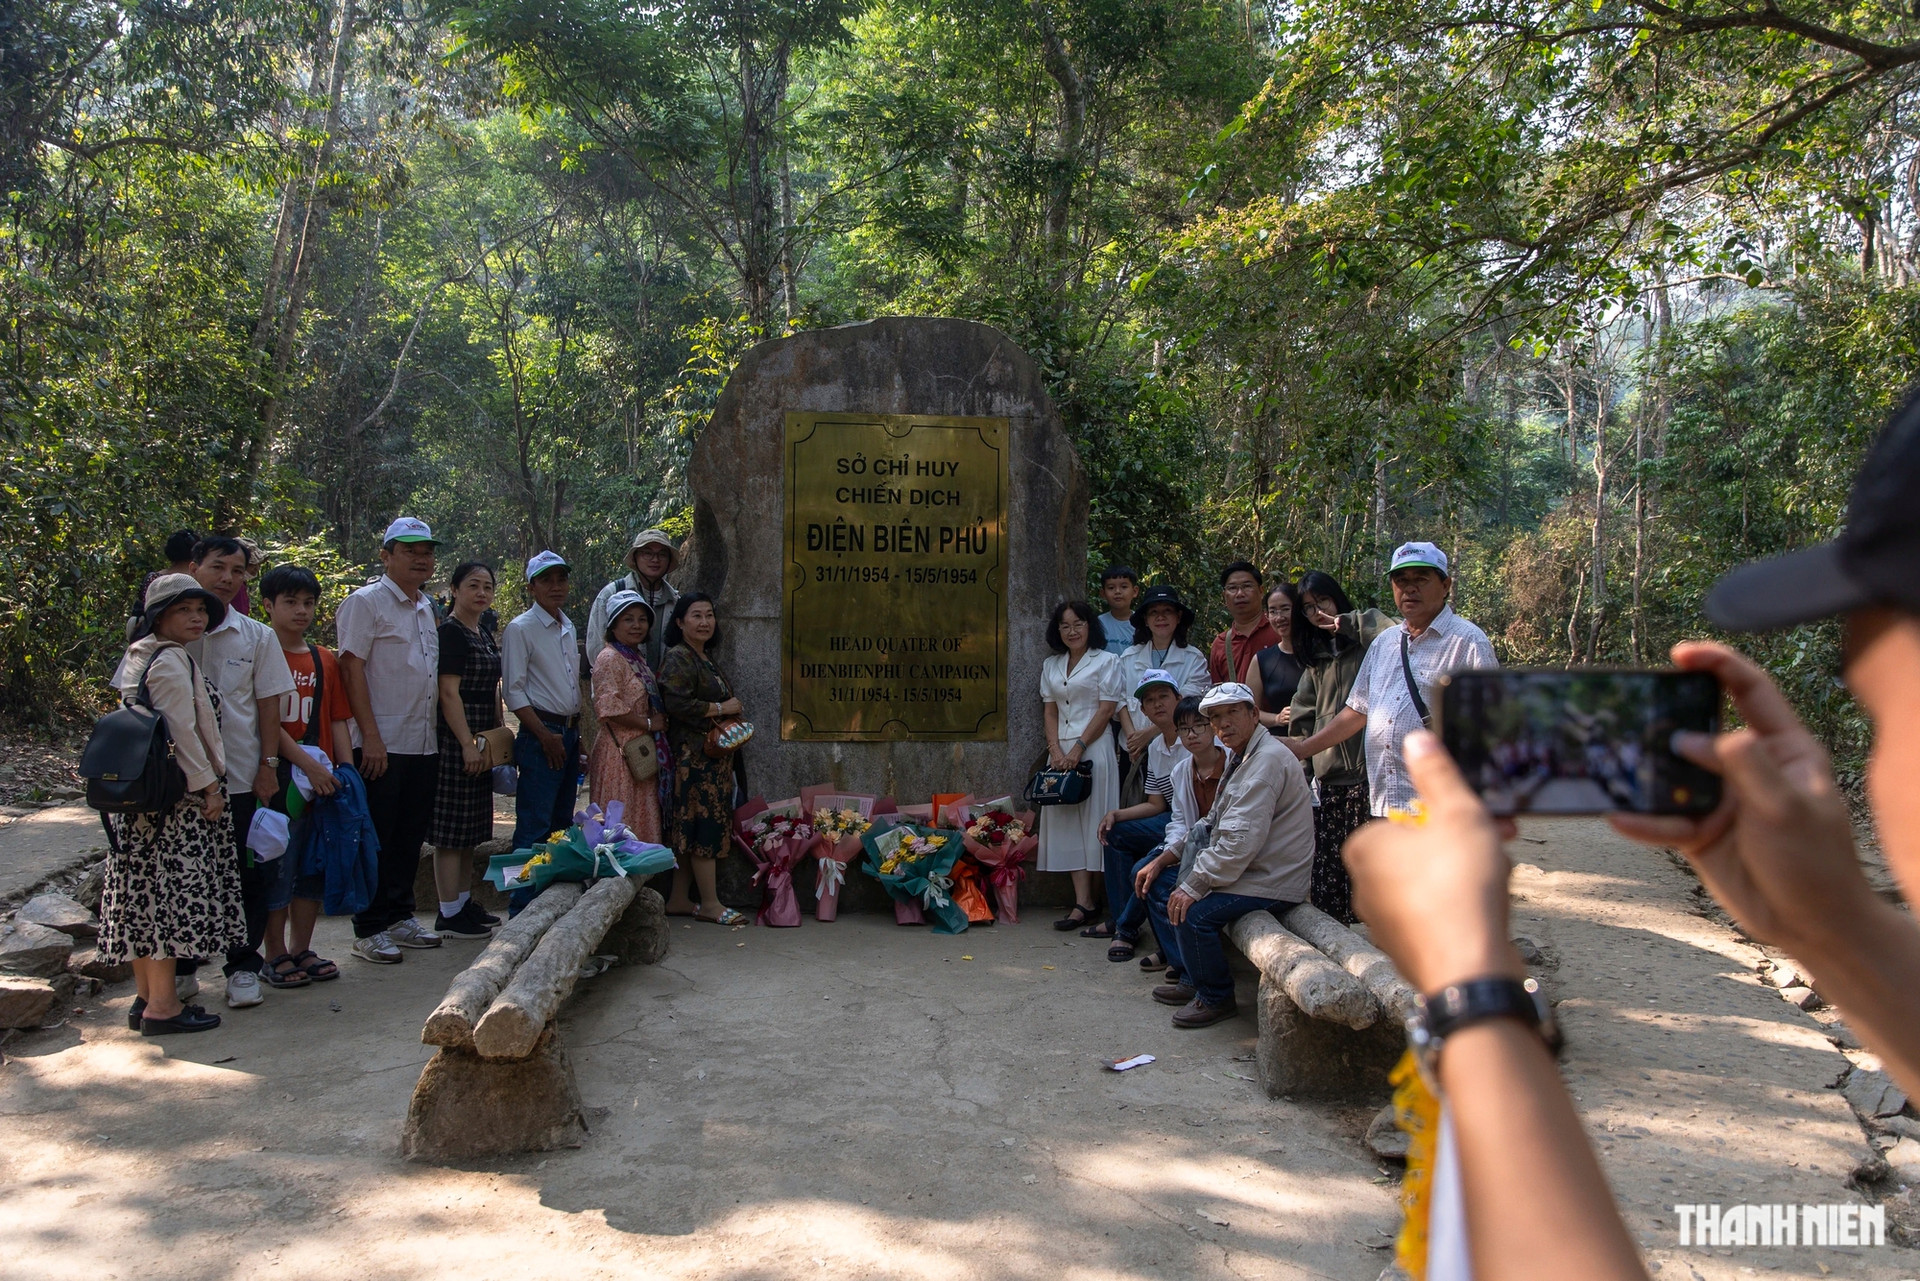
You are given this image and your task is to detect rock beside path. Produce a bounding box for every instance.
[0,976,58,1028]
[17,892,96,940]
[68,948,132,984]
[0,918,74,977]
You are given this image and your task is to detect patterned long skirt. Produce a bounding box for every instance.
[99,797,247,963]
[669,728,734,862]
[1310,781,1371,925]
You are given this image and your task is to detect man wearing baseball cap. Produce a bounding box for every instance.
[1156,681,1316,1028]
[336,516,444,963]
[585,528,680,671]
[1286,540,1498,816]
[502,550,583,861]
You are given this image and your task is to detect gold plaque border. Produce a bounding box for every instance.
[781,411,1010,742]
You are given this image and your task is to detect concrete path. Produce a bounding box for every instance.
[0,804,106,903]
[0,818,1912,1279]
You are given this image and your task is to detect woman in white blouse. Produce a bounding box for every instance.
[1116,585,1210,757]
[1039,600,1125,930]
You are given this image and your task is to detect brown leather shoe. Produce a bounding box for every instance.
[1152,982,1196,1006]
[1171,997,1239,1028]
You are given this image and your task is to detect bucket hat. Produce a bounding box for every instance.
[137,573,227,639]
[626,528,679,572]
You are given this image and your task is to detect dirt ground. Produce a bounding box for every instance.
[1,817,1916,1280]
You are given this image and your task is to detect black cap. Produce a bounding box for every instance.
[1135,584,1195,628]
[1706,388,1920,631]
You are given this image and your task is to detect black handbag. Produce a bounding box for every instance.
[1025,760,1094,807]
[79,653,190,818]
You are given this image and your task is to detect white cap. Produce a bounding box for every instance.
[382,516,437,546]
[525,550,569,582]
[246,807,290,862]
[1133,668,1179,698]
[1197,682,1257,712]
[1388,541,1449,577]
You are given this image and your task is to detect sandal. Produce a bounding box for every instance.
[1107,938,1136,962]
[1079,921,1116,939]
[291,949,338,982]
[261,955,312,989]
[1138,951,1167,973]
[1053,903,1098,932]
[696,907,748,927]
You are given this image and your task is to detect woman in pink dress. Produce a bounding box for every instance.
[586,591,671,842]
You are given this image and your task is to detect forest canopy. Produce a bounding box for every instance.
[6,0,1917,769]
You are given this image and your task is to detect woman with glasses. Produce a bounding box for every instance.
[1038,600,1125,931]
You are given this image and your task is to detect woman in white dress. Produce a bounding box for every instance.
[1116,585,1210,758]
[1039,600,1124,930]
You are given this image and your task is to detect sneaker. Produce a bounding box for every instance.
[351,932,403,964]
[387,917,442,949]
[225,970,265,1008]
[175,974,201,1003]
[471,905,502,927]
[1171,996,1239,1029]
[435,903,493,940]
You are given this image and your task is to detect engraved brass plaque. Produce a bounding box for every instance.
[782,412,1009,740]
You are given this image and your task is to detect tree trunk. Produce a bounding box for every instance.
[779,135,799,324]
[1586,353,1608,662]
[1032,1,1084,297]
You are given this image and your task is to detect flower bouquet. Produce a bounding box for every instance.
[860,822,968,934]
[929,795,995,923]
[733,798,814,927]
[485,801,676,895]
[963,808,1039,923]
[799,787,881,921]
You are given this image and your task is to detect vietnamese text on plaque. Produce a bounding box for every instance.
[782,412,1009,740]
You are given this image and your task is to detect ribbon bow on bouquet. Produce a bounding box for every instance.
[485,799,675,895]
[816,855,848,902]
[921,870,953,911]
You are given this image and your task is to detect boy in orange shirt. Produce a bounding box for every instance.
[260,566,354,986]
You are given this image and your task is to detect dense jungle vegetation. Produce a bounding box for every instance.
[7,0,1919,769]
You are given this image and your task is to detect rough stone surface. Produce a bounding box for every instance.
[0,917,74,978]
[68,948,133,984]
[1366,1104,1409,1161]
[0,976,57,1028]
[17,892,96,939]
[401,1024,587,1161]
[1778,983,1823,1010]
[1251,971,1403,1101]
[1845,1069,1909,1119]
[601,885,670,966]
[1884,1136,1920,1181]
[680,319,1086,903]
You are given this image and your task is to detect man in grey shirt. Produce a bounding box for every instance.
[1159,681,1315,1028]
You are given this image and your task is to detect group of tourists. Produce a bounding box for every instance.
[97,519,764,1036]
[1033,544,1496,1029]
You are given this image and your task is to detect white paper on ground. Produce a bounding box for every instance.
[1108,1054,1156,1071]
[246,806,290,861]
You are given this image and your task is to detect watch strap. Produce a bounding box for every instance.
[1423,976,1563,1053]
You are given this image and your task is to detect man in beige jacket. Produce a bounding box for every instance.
[1159,681,1315,1028]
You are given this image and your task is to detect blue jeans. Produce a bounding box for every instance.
[1102,812,1170,940]
[1176,893,1293,1008]
[510,722,580,912]
[1140,859,1185,979]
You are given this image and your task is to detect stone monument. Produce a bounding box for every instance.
[679,318,1086,904]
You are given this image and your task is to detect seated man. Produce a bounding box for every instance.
[1158,682,1315,1028]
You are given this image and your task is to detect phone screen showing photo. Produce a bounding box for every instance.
[1437,669,1722,816]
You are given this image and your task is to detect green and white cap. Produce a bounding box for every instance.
[1387,541,1449,576]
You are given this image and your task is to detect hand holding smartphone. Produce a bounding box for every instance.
[1435,668,1722,817]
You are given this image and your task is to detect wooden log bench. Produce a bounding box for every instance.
[401,876,670,1161]
[1224,904,1415,1101]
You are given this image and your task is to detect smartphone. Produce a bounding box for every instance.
[1434,668,1722,816]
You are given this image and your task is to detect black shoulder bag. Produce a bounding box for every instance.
[80,652,191,825]
[1399,631,1431,729]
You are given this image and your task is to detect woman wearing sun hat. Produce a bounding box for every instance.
[587,590,671,844]
[1115,585,1209,758]
[101,574,248,1035]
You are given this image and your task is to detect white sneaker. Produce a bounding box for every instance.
[387,917,442,949]
[351,932,403,964]
[225,970,264,1008]
[174,974,201,1002]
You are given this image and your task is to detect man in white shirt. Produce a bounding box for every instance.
[336,516,444,963]
[584,529,679,671]
[128,536,297,1010]
[502,550,582,859]
[1286,541,1499,815]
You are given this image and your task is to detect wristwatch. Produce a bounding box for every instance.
[263,755,281,768]
[1407,975,1563,1088]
